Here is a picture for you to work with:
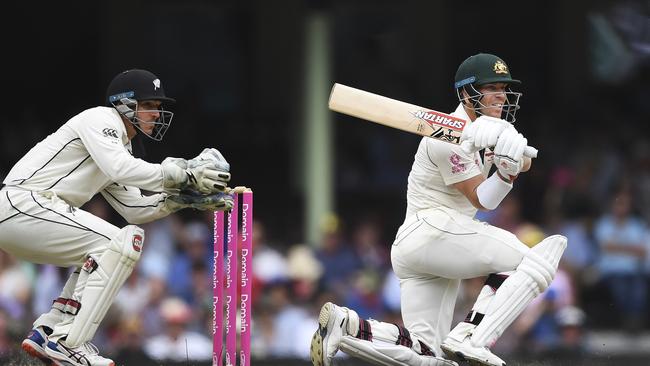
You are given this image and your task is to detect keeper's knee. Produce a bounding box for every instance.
[65,225,144,346]
[106,225,144,261]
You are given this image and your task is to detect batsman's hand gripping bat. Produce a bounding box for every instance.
[328,83,537,158]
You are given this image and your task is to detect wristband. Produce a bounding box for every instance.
[477,172,513,210]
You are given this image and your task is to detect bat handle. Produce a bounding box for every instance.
[524,146,538,158]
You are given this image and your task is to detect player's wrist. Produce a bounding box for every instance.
[477,172,513,210]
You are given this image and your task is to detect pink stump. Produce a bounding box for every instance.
[225,195,239,366]
[213,211,224,366]
[240,191,253,366]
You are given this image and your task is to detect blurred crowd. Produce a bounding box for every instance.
[1,141,650,363]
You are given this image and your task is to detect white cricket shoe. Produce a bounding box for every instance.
[45,340,115,366]
[310,302,350,366]
[441,335,506,366]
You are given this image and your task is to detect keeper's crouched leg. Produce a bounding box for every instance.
[52,225,144,347]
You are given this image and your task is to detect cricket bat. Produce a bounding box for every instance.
[328,83,537,158]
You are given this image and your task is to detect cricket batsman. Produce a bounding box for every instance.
[0,69,233,365]
[311,53,567,366]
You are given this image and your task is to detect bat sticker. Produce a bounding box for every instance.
[413,110,466,131]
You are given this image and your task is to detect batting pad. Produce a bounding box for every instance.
[339,336,457,366]
[470,235,567,347]
[65,225,144,347]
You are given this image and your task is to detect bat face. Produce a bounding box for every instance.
[328,83,537,158]
[328,83,467,144]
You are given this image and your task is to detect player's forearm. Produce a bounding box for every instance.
[123,196,172,224]
[475,173,513,211]
[100,154,164,192]
[101,189,170,224]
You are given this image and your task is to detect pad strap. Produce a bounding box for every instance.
[394,324,413,348]
[485,273,508,291]
[463,311,485,326]
[357,319,373,341]
[52,297,81,316]
[418,340,436,357]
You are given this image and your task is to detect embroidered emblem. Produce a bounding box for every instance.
[450,153,466,173]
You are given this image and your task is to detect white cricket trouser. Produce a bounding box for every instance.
[391,206,528,355]
[0,188,119,266]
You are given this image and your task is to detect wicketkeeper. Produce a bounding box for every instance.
[0,69,233,366]
[311,53,567,366]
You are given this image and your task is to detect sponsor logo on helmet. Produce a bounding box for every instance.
[109,91,135,103]
[153,79,161,90]
[102,128,119,139]
[132,234,143,252]
[414,110,466,131]
[493,60,509,74]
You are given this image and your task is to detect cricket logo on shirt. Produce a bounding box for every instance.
[132,234,143,252]
[102,128,119,139]
[450,153,467,174]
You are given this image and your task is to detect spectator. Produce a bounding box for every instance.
[268,245,322,359]
[351,217,390,271]
[0,251,33,321]
[594,188,648,332]
[167,221,212,305]
[114,265,152,319]
[144,297,212,362]
[0,309,12,357]
[315,214,361,296]
[112,316,151,365]
[253,220,289,287]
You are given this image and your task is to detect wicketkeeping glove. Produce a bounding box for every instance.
[161,149,231,194]
[165,189,234,212]
[187,148,231,192]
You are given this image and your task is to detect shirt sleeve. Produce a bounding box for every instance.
[74,109,165,192]
[424,138,482,185]
[100,183,172,224]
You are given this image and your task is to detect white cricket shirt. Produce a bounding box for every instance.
[405,104,484,218]
[3,107,169,223]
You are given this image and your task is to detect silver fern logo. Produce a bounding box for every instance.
[153,79,161,90]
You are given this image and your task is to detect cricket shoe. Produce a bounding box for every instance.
[21,327,55,366]
[440,335,505,366]
[310,302,352,366]
[45,340,115,366]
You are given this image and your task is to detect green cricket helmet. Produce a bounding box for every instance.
[454,53,522,123]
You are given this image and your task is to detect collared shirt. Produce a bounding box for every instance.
[405,104,484,219]
[3,107,170,223]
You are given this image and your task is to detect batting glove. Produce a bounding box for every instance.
[460,116,514,154]
[493,128,527,161]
